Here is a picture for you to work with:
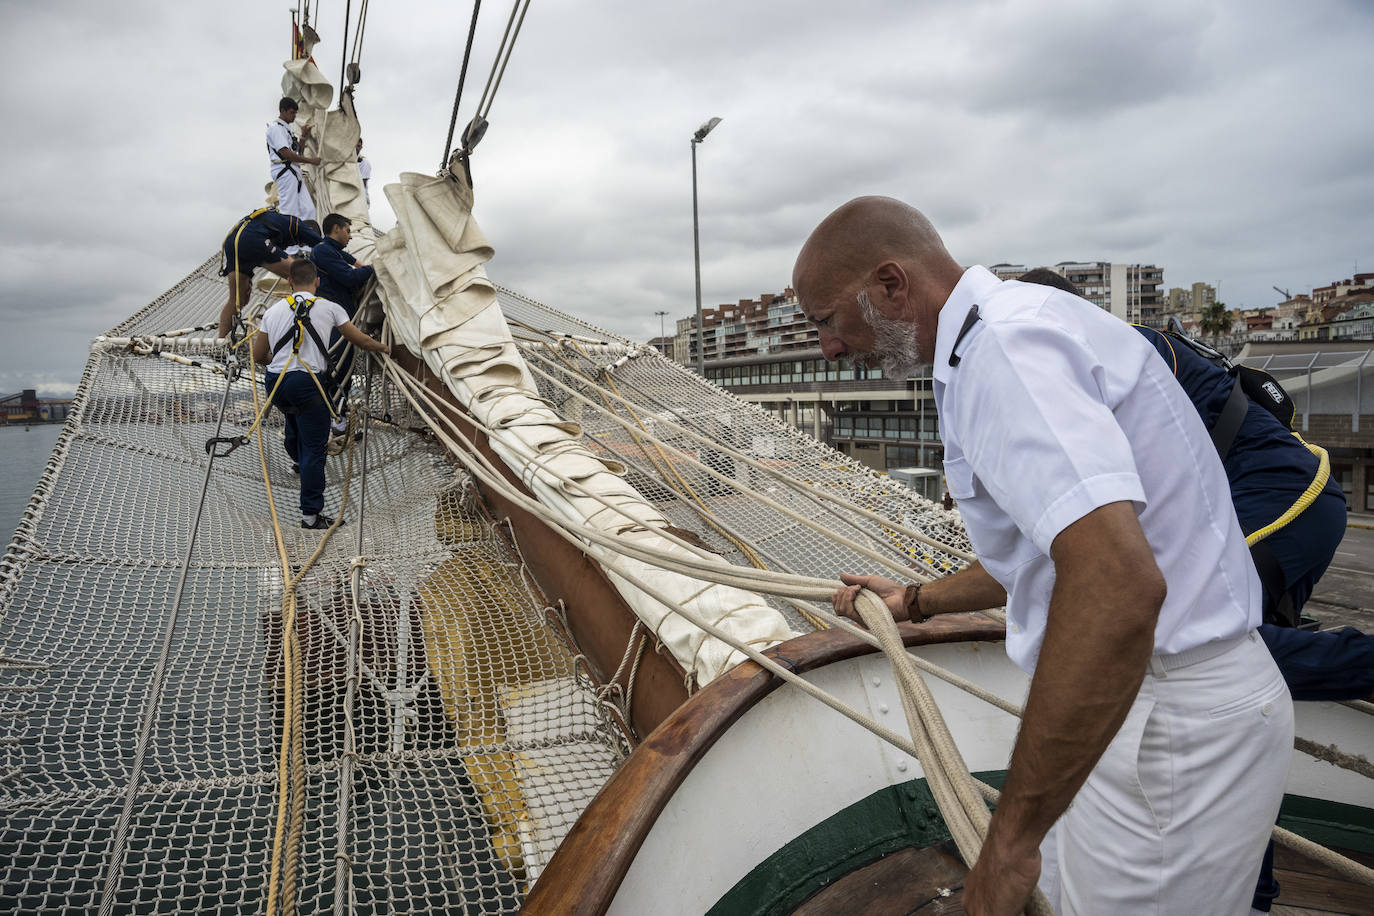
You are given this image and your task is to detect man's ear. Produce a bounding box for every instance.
[871,261,910,316]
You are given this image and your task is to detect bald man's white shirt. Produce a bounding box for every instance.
[931,266,1261,671]
[930,265,1290,914]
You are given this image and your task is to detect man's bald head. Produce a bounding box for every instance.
[792,197,963,368]
[792,196,958,306]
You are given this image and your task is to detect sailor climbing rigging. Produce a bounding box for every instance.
[250,259,388,529]
[216,206,323,339]
[267,97,320,225]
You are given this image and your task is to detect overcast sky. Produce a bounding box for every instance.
[3,0,1372,395]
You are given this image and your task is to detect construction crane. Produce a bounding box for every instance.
[1273,285,1292,300]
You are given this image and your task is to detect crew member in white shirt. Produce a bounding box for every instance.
[251,259,389,529]
[356,137,372,206]
[797,197,1293,916]
[267,97,321,225]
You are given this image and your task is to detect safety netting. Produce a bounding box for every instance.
[0,259,625,914]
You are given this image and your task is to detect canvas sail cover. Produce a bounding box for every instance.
[369,164,797,684]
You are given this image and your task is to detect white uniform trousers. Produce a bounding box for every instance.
[1036,630,1293,915]
[272,164,317,223]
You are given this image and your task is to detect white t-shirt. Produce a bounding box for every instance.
[266,118,298,168]
[357,155,372,203]
[259,292,350,374]
[932,266,1260,673]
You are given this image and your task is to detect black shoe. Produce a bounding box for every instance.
[292,462,300,475]
[301,514,344,530]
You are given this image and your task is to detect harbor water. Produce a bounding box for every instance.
[0,423,64,545]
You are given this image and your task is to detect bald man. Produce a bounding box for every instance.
[799,197,1292,916]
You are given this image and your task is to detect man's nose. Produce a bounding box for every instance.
[819,329,846,361]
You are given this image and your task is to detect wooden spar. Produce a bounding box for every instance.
[522,614,1008,915]
[390,348,691,738]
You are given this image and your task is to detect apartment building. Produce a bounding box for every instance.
[1166,282,1218,320]
[987,262,1166,326]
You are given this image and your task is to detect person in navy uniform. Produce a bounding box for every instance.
[250,259,389,529]
[217,208,323,339]
[1016,267,1372,915]
[267,97,320,224]
[309,213,374,316]
[309,213,376,428]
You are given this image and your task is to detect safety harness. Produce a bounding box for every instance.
[268,120,305,192]
[1142,326,1332,627]
[271,293,333,364]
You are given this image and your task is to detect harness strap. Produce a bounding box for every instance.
[271,295,333,360]
[1210,378,1249,462]
[269,133,305,191]
[1250,539,1298,628]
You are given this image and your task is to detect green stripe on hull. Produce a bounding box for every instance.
[707,771,1005,916]
[710,771,1371,916]
[1278,794,1374,855]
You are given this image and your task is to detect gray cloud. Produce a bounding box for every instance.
[2,0,1372,394]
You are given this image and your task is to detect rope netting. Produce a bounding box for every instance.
[0,261,624,913]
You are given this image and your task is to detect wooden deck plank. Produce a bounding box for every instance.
[793,844,967,915]
[1270,843,1374,916]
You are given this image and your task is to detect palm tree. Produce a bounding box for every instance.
[1198,300,1232,342]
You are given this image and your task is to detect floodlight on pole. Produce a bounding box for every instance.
[691,116,722,375]
[654,310,668,354]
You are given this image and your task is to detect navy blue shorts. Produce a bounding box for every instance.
[220,224,287,277]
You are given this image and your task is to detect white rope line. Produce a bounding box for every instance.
[515,356,948,584]
[381,356,838,610]
[533,337,972,562]
[520,344,974,565]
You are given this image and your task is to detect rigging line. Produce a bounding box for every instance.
[522,343,973,565]
[339,0,352,93]
[386,359,890,598]
[473,0,519,118]
[442,0,483,169]
[98,357,242,916]
[517,348,955,580]
[332,355,372,916]
[570,352,934,571]
[348,0,369,67]
[477,0,532,120]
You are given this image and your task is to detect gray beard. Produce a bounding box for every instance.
[855,289,925,379]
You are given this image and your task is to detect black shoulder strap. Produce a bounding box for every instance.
[1250,539,1297,627]
[947,304,981,367]
[271,295,333,358]
[1210,377,1249,462]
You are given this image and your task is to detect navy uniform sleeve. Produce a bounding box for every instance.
[311,243,374,292]
[1132,325,1179,375]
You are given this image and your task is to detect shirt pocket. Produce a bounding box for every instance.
[943,456,977,500]
[942,456,1040,578]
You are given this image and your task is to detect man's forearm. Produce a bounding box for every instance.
[920,560,1007,615]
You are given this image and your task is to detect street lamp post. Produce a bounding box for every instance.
[654,309,668,355]
[691,116,722,376]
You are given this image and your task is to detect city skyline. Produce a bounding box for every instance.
[3,0,1373,395]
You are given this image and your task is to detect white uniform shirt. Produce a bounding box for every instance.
[259,292,350,375]
[932,266,1260,673]
[266,119,298,169]
[357,155,372,204]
